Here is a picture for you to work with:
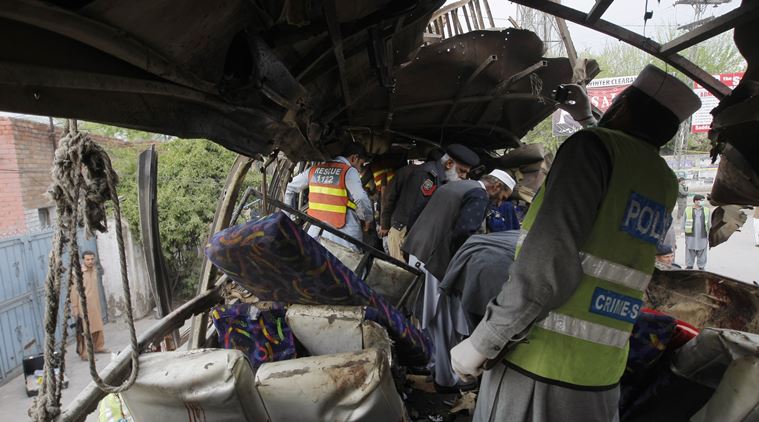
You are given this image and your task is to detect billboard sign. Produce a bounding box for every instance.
[691,72,743,133]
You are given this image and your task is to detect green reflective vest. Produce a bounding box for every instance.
[684,206,710,235]
[507,127,678,388]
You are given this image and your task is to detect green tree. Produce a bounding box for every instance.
[104,138,259,299]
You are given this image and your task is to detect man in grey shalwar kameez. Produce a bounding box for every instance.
[683,194,710,270]
[450,67,701,422]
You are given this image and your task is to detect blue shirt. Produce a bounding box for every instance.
[486,200,520,233]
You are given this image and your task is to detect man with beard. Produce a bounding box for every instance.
[379,144,479,260]
[403,170,513,388]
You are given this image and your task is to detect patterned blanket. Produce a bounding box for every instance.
[205,212,431,365]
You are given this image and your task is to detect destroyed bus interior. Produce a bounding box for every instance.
[2,0,758,421]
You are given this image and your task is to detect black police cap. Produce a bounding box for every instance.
[445,144,479,167]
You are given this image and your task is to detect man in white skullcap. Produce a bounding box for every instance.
[451,65,701,421]
[402,170,511,388]
[485,169,520,232]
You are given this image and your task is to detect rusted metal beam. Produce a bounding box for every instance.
[396,93,543,111]
[508,0,730,98]
[494,60,548,93]
[586,0,615,25]
[0,1,215,94]
[59,285,223,422]
[323,0,353,119]
[660,1,759,56]
[442,54,498,127]
[189,155,252,349]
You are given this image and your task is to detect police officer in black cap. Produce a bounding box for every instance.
[380,144,480,260]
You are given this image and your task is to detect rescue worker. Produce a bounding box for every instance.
[404,170,513,388]
[450,65,701,421]
[683,194,710,270]
[284,143,373,252]
[379,144,479,260]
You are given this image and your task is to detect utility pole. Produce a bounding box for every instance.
[671,0,732,169]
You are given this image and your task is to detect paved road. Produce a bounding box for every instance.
[673,210,759,285]
[0,316,159,422]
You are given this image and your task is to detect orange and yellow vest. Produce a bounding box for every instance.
[307,161,357,229]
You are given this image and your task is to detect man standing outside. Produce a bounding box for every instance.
[285,143,373,252]
[379,144,479,260]
[677,173,689,222]
[403,170,513,388]
[70,250,108,360]
[450,65,700,421]
[683,194,710,270]
[754,207,759,247]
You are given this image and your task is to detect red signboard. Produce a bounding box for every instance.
[691,72,743,133]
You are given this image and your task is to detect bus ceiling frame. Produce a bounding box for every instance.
[509,0,759,99]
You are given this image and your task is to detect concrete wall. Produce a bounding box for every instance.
[97,219,154,320]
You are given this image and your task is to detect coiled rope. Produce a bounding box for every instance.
[31,120,140,421]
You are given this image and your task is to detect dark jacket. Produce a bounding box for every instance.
[403,180,489,280]
[380,160,447,231]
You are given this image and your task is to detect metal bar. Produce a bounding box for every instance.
[462,6,473,32]
[189,156,252,349]
[395,93,543,111]
[452,12,462,35]
[445,13,453,38]
[660,1,759,56]
[323,0,353,118]
[442,54,498,127]
[468,2,479,30]
[433,17,442,35]
[508,0,730,98]
[230,186,254,225]
[353,253,374,278]
[495,60,548,93]
[60,286,223,422]
[395,272,423,311]
[248,189,421,275]
[430,0,471,22]
[586,0,614,25]
[474,0,486,29]
[0,1,215,94]
[483,0,496,28]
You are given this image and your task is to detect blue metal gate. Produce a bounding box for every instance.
[0,230,99,384]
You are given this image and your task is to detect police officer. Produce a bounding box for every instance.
[379,144,479,260]
[451,65,701,422]
[285,143,373,252]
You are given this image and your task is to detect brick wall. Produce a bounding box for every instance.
[0,117,138,237]
[0,118,26,237]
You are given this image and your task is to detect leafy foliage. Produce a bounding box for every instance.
[104,139,256,299]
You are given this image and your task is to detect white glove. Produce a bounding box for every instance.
[554,83,594,123]
[450,338,488,383]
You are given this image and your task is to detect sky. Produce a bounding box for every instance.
[448,0,740,53]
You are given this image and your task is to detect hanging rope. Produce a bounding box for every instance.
[31,120,140,421]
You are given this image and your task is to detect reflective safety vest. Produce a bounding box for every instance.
[684,206,710,235]
[307,161,357,229]
[373,167,395,190]
[508,127,678,388]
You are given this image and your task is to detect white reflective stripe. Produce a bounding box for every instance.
[580,252,651,291]
[537,312,630,348]
[516,229,528,249]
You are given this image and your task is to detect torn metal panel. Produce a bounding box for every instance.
[709,205,749,248]
[352,29,588,152]
[647,269,759,334]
